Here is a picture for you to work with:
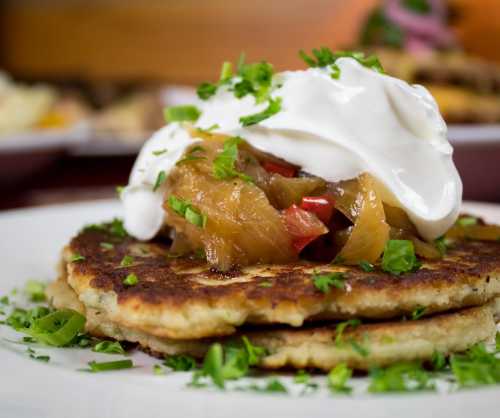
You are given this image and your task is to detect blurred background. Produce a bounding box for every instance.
[1,0,500,209]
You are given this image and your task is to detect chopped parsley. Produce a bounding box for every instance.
[168,195,207,228]
[411,306,426,320]
[212,136,252,182]
[368,362,435,393]
[82,218,128,239]
[176,146,206,166]
[381,240,420,275]
[335,319,361,346]
[299,48,384,77]
[164,354,197,371]
[24,280,46,302]
[152,149,168,156]
[450,343,500,387]
[239,97,282,127]
[312,271,346,293]
[435,235,453,256]
[496,332,500,351]
[153,364,165,375]
[100,242,114,250]
[92,340,125,355]
[69,253,85,263]
[431,351,446,371]
[123,273,138,286]
[164,105,201,123]
[197,82,217,100]
[219,61,233,82]
[0,296,9,305]
[359,260,375,272]
[247,379,288,394]
[242,336,267,366]
[85,359,133,373]
[350,340,370,357]
[258,281,273,288]
[195,124,219,135]
[328,363,352,393]
[120,255,134,267]
[457,216,478,227]
[153,170,167,192]
[27,348,50,363]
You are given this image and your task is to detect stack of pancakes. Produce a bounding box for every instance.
[47,226,500,371]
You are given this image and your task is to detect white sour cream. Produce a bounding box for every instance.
[122,57,462,241]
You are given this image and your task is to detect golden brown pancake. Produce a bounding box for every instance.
[47,275,498,371]
[58,226,500,340]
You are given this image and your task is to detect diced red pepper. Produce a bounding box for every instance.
[262,161,297,178]
[300,195,336,224]
[283,204,329,253]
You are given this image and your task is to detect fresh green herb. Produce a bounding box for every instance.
[100,242,114,250]
[69,253,85,263]
[120,255,134,267]
[450,343,500,387]
[164,105,201,123]
[164,354,197,371]
[167,195,207,228]
[457,216,478,227]
[220,61,233,82]
[24,280,46,302]
[242,336,267,366]
[381,240,420,275]
[92,340,125,355]
[201,343,225,388]
[83,219,128,238]
[403,0,431,14]
[294,369,310,384]
[299,48,384,75]
[368,362,435,393]
[258,281,273,288]
[359,260,375,272]
[0,296,9,305]
[237,61,274,102]
[328,363,352,393]
[496,332,500,351]
[123,273,138,286]
[193,248,206,260]
[86,359,133,373]
[239,97,282,127]
[176,146,206,166]
[360,8,404,48]
[411,306,426,320]
[153,170,166,192]
[116,186,124,197]
[152,149,168,156]
[195,125,219,135]
[330,63,341,79]
[332,255,345,265]
[27,348,50,363]
[247,379,288,393]
[350,339,370,357]
[431,351,446,371]
[197,82,218,100]
[335,319,361,346]
[153,364,165,375]
[234,79,255,98]
[435,236,453,256]
[312,271,346,293]
[212,136,252,182]
[9,308,86,347]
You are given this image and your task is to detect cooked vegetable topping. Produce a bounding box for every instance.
[164,105,201,122]
[168,195,207,228]
[262,161,296,178]
[212,137,252,182]
[381,240,420,275]
[283,204,329,253]
[312,271,346,293]
[239,97,282,126]
[300,195,335,224]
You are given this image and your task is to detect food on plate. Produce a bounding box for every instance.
[44,48,500,380]
[0,72,89,135]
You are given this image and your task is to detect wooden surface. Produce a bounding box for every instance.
[0,0,377,84]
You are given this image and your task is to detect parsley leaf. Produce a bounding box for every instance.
[100,242,114,250]
[85,359,133,373]
[381,240,420,275]
[92,340,125,355]
[168,195,207,228]
[212,137,252,182]
[328,363,352,393]
[82,218,128,239]
[69,253,85,263]
[450,343,500,387]
[152,149,168,156]
[197,82,218,100]
[164,105,201,122]
[359,260,375,272]
[411,306,426,320]
[457,216,478,227]
[431,351,447,371]
[153,170,166,192]
[164,354,197,371]
[369,362,435,393]
[176,146,206,166]
[123,273,138,286]
[312,271,346,293]
[153,364,165,375]
[335,319,361,346]
[24,280,46,302]
[239,97,282,127]
[120,255,134,267]
[242,336,267,366]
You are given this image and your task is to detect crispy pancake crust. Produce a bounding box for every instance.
[47,276,497,371]
[64,228,500,339]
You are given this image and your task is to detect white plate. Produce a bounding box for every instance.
[0,200,499,418]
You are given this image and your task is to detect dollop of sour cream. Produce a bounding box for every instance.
[122,57,462,241]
